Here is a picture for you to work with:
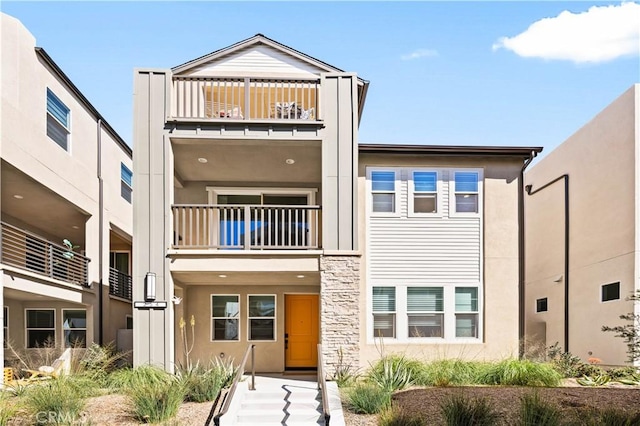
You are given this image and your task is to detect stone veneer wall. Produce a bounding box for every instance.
[320,255,361,375]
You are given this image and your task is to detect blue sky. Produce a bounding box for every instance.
[2,1,639,160]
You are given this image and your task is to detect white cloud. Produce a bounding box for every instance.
[492,2,640,63]
[401,48,438,61]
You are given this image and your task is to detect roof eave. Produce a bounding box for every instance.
[358,144,543,157]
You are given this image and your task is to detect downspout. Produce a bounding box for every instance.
[97,119,104,345]
[518,150,538,358]
[525,174,570,354]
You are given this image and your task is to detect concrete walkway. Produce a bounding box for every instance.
[218,374,345,426]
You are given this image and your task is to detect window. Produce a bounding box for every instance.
[26,309,55,348]
[602,282,620,302]
[3,306,7,349]
[455,288,478,337]
[211,295,239,341]
[371,171,396,213]
[63,309,86,348]
[412,171,438,214]
[454,172,479,213]
[536,298,548,312]
[407,287,443,338]
[248,295,275,341]
[121,164,133,203]
[373,287,396,338]
[126,315,133,330]
[46,89,70,150]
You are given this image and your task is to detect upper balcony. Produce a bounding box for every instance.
[169,76,320,123]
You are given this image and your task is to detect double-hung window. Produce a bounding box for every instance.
[46,89,70,150]
[63,309,86,348]
[26,309,55,348]
[372,287,396,338]
[248,295,275,341]
[407,287,444,338]
[454,172,479,213]
[211,295,239,341]
[371,171,396,213]
[455,287,479,338]
[412,171,438,214]
[121,164,133,203]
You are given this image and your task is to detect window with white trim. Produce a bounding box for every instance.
[211,295,239,341]
[411,171,438,214]
[536,298,548,313]
[601,282,620,302]
[63,309,86,348]
[3,306,7,349]
[46,89,70,150]
[371,171,396,213]
[121,163,133,203]
[455,287,478,338]
[407,287,443,338]
[26,309,55,348]
[248,295,275,341]
[373,287,396,338]
[454,172,479,213]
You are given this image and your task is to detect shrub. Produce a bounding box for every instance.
[178,362,224,403]
[607,366,639,380]
[367,355,414,392]
[346,383,391,414]
[108,364,172,392]
[596,408,640,426]
[416,359,488,387]
[0,392,20,426]
[440,393,499,426]
[129,376,185,423]
[478,359,561,387]
[379,406,427,426]
[576,374,610,387]
[23,377,89,425]
[518,392,561,426]
[332,347,361,388]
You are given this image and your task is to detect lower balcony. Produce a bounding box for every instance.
[0,221,89,286]
[172,204,321,250]
[109,267,132,301]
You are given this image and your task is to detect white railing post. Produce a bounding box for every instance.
[244,205,251,250]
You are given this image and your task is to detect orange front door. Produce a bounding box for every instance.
[285,294,319,368]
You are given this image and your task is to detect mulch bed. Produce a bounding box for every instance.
[392,386,640,426]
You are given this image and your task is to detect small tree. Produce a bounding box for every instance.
[602,290,640,363]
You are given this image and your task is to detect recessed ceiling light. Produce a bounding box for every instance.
[13,194,24,199]
[72,226,80,229]
[296,275,305,279]
[218,274,227,278]
[198,158,208,163]
[285,159,295,165]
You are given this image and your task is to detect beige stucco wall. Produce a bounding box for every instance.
[357,154,524,364]
[525,85,639,365]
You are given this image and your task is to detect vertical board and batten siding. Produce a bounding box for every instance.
[187,46,321,77]
[368,170,481,284]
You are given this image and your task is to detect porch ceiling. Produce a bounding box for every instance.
[172,271,320,286]
[1,161,88,245]
[171,139,321,183]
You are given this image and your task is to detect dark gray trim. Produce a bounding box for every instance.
[35,47,132,158]
[359,144,544,157]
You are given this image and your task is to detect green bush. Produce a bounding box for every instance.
[0,392,20,426]
[346,383,391,414]
[596,408,640,426]
[107,364,173,392]
[518,392,561,426]
[379,406,427,426]
[23,377,89,425]
[440,393,499,426]
[478,359,561,387]
[415,359,488,387]
[178,363,224,403]
[129,377,185,423]
[367,355,415,392]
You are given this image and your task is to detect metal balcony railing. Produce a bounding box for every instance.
[0,221,89,286]
[172,204,321,250]
[171,77,319,121]
[109,267,133,301]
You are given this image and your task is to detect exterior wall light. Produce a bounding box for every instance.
[145,272,156,301]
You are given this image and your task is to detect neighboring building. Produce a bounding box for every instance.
[133,34,542,372]
[1,13,134,381]
[524,84,640,366]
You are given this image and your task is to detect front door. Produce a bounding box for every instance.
[285,294,319,369]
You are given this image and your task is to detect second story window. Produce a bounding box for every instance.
[121,164,133,203]
[412,171,438,214]
[371,171,396,213]
[46,89,70,150]
[454,172,479,213]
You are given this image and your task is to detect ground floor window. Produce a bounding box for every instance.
[248,295,275,341]
[370,285,481,342]
[26,309,55,348]
[63,309,87,348]
[211,295,239,341]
